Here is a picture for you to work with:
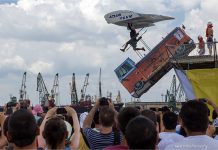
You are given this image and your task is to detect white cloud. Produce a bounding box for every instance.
[170,0,200,10]
[0,55,26,69]
[28,61,54,74]
[78,0,101,22]
[58,42,76,53]
[182,0,218,42]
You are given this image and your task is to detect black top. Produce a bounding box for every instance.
[130,29,137,40]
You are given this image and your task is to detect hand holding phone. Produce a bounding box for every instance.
[99,97,109,106]
[57,107,67,114]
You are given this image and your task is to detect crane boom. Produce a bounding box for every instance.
[116,90,122,103]
[51,73,59,105]
[19,72,27,101]
[99,68,102,98]
[165,75,185,111]
[80,73,89,101]
[70,73,78,104]
[37,72,49,107]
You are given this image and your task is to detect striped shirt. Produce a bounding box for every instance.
[83,128,121,150]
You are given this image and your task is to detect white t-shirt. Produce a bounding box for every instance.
[79,112,88,128]
[165,135,218,150]
[158,132,184,150]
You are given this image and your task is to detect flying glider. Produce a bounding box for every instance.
[104,10,174,29]
[105,10,174,53]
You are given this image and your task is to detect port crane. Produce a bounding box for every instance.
[37,73,49,107]
[70,73,78,104]
[19,72,27,101]
[116,90,122,103]
[165,74,185,112]
[51,73,59,106]
[80,73,89,101]
[107,92,112,99]
[99,68,102,98]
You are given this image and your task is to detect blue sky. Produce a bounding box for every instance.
[0,0,18,4]
[0,0,217,105]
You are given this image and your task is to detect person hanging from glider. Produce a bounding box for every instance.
[206,21,213,55]
[120,23,145,52]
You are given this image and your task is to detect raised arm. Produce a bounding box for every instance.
[0,113,7,149]
[37,107,57,148]
[65,106,80,149]
[83,100,99,129]
[108,99,119,127]
[205,99,218,114]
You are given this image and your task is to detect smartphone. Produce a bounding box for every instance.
[57,107,67,114]
[0,107,4,112]
[99,97,109,106]
[199,98,207,103]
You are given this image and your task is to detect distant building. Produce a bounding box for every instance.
[125,101,182,110]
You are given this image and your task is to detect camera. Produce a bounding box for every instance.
[6,101,17,108]
[99,97,110,106]
[0,107,4,112]
[57,107,67,114]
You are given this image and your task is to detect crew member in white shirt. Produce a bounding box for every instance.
[158,111,184,150]
[165,100,218,150]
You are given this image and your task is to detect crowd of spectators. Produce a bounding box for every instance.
[0,97,218,150]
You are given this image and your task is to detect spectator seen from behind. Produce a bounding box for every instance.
[158,111,184,150]
[166,100,218,150]
[6,109,39,149]
[104,107,140,150]
[83,98,121,150]
[141,109,159,132]
[125,116,158,150]
[38,106,80,150]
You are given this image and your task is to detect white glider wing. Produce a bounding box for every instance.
[104,10,174,29]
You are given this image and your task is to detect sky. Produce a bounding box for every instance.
[0,0,217,105]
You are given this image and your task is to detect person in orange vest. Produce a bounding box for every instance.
[206,21,213,55]
[198,35,205,56]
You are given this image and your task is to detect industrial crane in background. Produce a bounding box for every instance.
[80,73,89,102]
[99,68,102,98]
[37,72,49,107]
[51,73,59,106]
[165,74,185,112]
[70,73,78,104]
[107,92,112,99]
[19,72,27,101]
[99,68,112,100]
[116,90,122,103]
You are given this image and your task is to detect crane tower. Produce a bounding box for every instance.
[70,73,78,104]
[80,73,89,101]
[19,72,27,101]
[37,73,49,107]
